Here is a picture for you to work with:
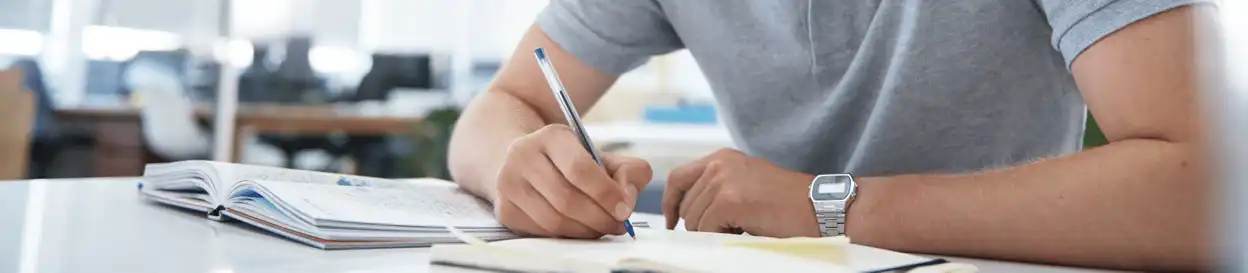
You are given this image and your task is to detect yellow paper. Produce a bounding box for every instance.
[723,236,850,264]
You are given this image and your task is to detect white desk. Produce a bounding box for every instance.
[0,178,1121,273]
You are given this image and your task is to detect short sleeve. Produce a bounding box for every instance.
[536,0,684,75]
[1034,0,1214,68]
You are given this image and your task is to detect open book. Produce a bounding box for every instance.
[140,161,653,249]
[432,228,977,273]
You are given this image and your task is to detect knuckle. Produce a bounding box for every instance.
[534,124,557,135]
[705,161,724,176]
[536,124,571,137]
[505,138,538,158]
[667,165,691,182]
[720,188,744,205]
[713,148,739,157]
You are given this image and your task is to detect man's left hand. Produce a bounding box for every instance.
[662,148,821,237]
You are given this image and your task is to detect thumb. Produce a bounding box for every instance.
[603,155,653,204]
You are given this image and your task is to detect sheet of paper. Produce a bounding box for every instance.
[842,243,942,272]
[483,229,851,273]
[487,228,950,273]
[249,180,503,228]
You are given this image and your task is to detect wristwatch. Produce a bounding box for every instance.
[808,174,857,237]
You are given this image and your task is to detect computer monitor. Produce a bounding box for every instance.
[351,54,433,102]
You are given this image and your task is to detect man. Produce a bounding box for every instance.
[448,1,1215,271]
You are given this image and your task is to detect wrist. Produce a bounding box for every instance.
[795,173,822,237]
[844,176,886,240]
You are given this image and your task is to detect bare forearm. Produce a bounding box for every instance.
[847,139,1210,271]
[448,24,620,203]
[448,90,548,202]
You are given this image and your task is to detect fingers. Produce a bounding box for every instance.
[494,124,657,238]
[500,174,603,239]
[524,151,625,235]
[603,154,654,194]
[494,199,549,237]
[682,177,719,231]
[603,155,652,214]
[678,160,718,223]
[663,156,714,229]
[538,126,633,221]
[696,197,734,234]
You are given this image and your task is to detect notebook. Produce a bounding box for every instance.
[431,228,979,273]
[139,160,649,249]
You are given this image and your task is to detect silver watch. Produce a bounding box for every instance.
[808,174,857,237]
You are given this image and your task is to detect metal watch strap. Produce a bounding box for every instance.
[816,210,846,237]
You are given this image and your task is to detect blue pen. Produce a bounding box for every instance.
[534,47,637,240]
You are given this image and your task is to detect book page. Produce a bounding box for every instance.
[247,180,502,228]
[145,160,442,197]
[141,161,215,191]
[218,162,410,188]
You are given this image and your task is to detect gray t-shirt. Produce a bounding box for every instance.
[537,0,1204,177]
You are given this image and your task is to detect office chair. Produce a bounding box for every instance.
[126,58,299,167]
[273,37,330,103]
[8,59,92,178]
[137,89,212,160]
[239,46,275,102]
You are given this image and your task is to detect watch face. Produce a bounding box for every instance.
[810,175,853,201]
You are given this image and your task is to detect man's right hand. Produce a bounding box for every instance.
[492,124,653,239]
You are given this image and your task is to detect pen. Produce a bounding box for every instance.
[533,47,637,240]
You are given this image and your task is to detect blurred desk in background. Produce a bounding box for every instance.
[222,103,424,163]
[56,104,151,177]
[55,102,424,176]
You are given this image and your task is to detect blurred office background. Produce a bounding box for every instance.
[0,0,731,184]
[0,0,1243,216]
